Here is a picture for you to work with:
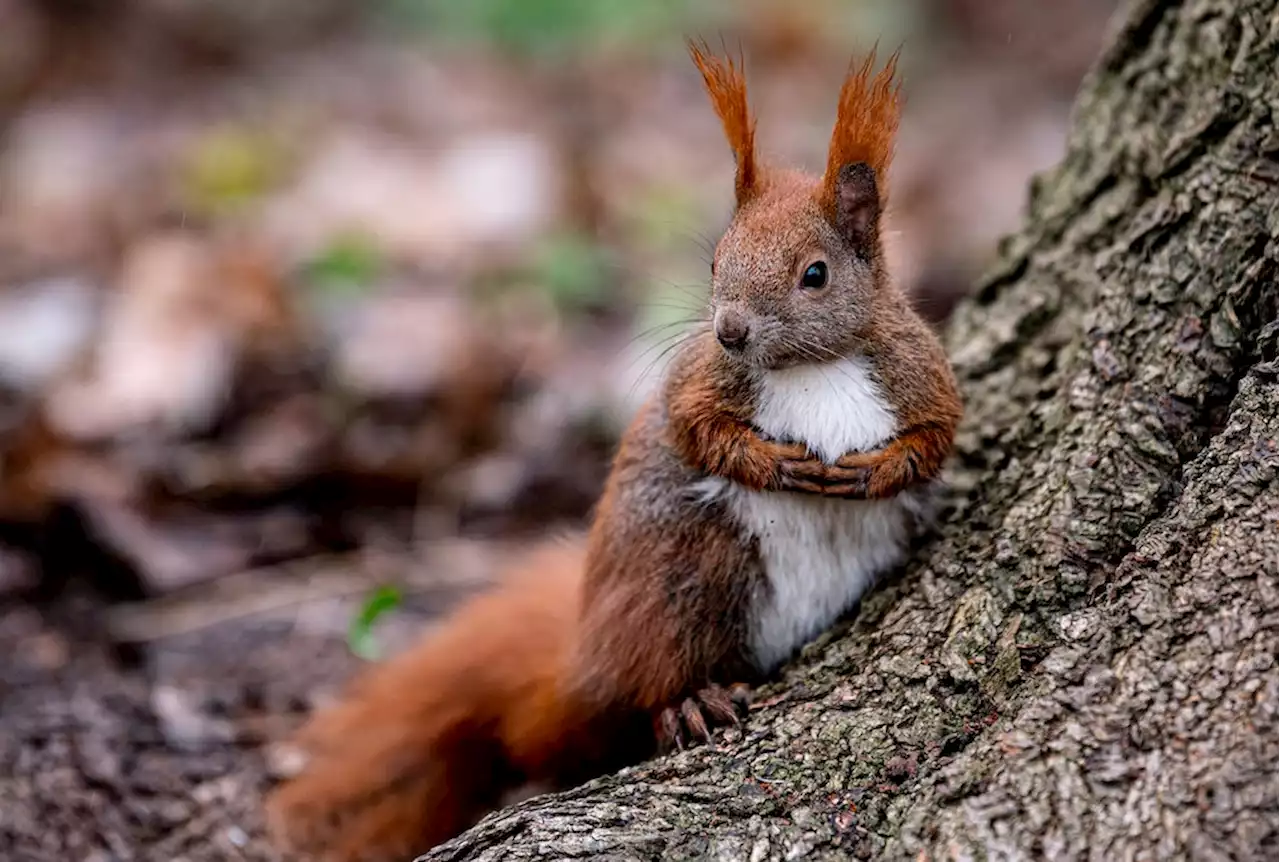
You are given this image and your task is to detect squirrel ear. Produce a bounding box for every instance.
[834,162,879,256]
[819,48,900,245]
[689,40,758,207]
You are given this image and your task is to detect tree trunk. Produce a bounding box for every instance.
[418,0,1279,859]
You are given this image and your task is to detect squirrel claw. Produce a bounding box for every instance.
[681,698,711,743]
[696,683,743,726]
[656,707,684,751]
[655,684,751,753]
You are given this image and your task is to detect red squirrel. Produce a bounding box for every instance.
[265,44,962,862]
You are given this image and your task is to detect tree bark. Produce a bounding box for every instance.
[418,0,1279,859]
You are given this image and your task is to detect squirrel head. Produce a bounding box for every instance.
[690,43,901,369]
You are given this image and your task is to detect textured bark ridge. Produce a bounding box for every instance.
[419,0,1279,859]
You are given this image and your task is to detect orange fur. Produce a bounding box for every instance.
[821,47,902,213]
[664,334,811,491]
[266,541,626,861]
[689,40,759,205]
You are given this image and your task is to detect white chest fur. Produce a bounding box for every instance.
[753,357,897,460]
[702,356,924,672]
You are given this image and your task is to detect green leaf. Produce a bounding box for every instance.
[303,235,385,295]
[635,276,707,335]
[348,585,404,661]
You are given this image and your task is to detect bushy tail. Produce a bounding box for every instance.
[266,542,588,862]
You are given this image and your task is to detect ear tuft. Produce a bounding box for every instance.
[688,40,758,208]
[819,47,901,245]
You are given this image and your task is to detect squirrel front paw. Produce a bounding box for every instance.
[653,683,752,752]
[777,453,873,497]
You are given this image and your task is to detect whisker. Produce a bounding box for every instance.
[634,300,708,316]
[624,326,696,376]
[622,318,703,353]
[632,216,720,261]
[785,340,843,396]
[595,260,711,309]
[788,335,860,394]
[625,326,707,403]
[648,280,710,308]
[782,336,863,400]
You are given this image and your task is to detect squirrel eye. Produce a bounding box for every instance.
[800,261,828,289]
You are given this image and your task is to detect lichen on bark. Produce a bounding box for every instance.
[418,0,1279,859]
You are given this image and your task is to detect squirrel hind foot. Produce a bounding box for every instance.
[653,683,751,753]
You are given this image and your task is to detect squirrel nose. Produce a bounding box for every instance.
[714,309,750,352]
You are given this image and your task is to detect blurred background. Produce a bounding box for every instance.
[0,0,1118,855]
